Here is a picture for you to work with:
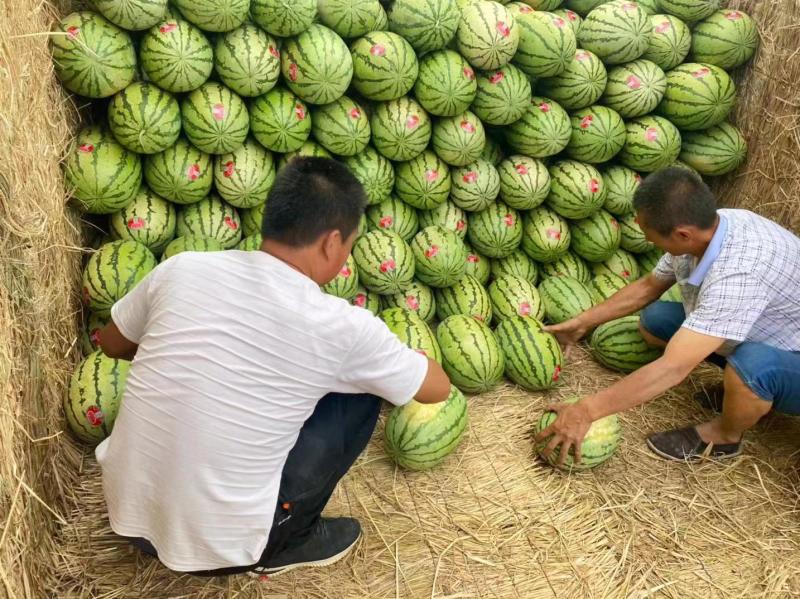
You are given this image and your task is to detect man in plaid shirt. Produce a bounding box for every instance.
[537,167,800,463]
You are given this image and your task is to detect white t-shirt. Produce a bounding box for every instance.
[95,250,428,572]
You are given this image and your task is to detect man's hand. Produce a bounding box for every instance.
[534,401,593,466]
[543,317,589,357]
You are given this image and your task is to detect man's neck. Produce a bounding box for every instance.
[259,240,314,279]
[690,215,721,259]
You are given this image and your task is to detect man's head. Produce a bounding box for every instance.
[261,157,366,284]
[633,167,719,256]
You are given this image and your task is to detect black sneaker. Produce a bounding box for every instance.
[250,517,361,578]
[646,426,741,462]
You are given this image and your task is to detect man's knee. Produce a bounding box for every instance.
[639,301,684,347]
[725,343,800,415]
[639,321,668,348]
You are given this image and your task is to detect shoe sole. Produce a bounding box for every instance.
[247,533,361,579]
[645,438,741,462]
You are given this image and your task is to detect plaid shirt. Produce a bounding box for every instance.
[653,209,800,354]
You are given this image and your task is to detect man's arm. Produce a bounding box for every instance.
[98,321,138,361]
[414,358,450,404]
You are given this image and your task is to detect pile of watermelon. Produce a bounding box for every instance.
[53,0,757,469]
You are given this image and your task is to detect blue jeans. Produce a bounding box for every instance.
[640,301,800,415]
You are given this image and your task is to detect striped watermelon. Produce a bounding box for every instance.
[66,351,130,444]
[691,9,759,70]
[497,155,550,210]
[661,283,682,302]
[236,234,262,251]
[490,249,539,284]
[450,160,501,212]
[471,64,532,126]
[619,115,682,172]
[139,17,213,93]
[93,0,167,30]
[431,111,487,167]
[318,0,381,37]
[353,230,416,294]
[538,275,594,323]
[418,201,468,240]
[552,8,583,38]
[181,82,249,154]
[388,0,461,53]
[109,186,176,254]
[679,122,747,176]
[381,307,442,362]
[373,4,389,31]
[65,126,142,214]
[366,196,420,241]
[590,315,663,372]
[383,386,468,470]
[541,251,591,283]
[565,106,626,163]
[414,50,478,118]
[489,274,545,322]
[657,0,721,23]
[351,32,419,101]
[464,243,492,285]
[547,160,606,219]
[322,255,359,299]
[564,0,606,16]
[351,285,383,315]
[570,209,621,262]
[277,141,333,172]
[638,0,659,13]
[281,24,353,105]
[371,96,432,161]
[591,247,641,281]
[602,59,667,118]
[642,14,691,71]
[508,4,577,79]
[494,316,563,390]
[213,138,276,209]
[504,97,571,158]
[589,272,628,303]
[81,312,110,355]
[636,246,662,273]
[82,241,157,317]
[343,147,396,205]
[108,82,181,155]
[578,0,651,65]
[144,137,213,205]
[162,235,224,261]
[176,194,242,249]
[435,275,493,322]
[411,226,468,288]
[601,165,641,215]
[481,136,506,166]
[522,0,564,9]
[250,87,312,153]
[383,279,437,322]
[251,0,316,37]
[467,202,522,259]
[394,150,451,210]
[521,206,571,263]
[618,212,654,253]
[51,12,136,99]
[311,96,371,157]
[537,50,608,111]
[437,315,505,393]
[657,63,735,131]
[213,24,281,98]
[172,0,248,31]
[457,1,520,70]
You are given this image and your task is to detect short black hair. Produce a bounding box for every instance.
[633,167,717,236]
[261,157,366,246]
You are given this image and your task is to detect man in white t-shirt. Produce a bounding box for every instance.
[96,157,451,577]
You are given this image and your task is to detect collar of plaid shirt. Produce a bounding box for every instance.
[686,214,729,286]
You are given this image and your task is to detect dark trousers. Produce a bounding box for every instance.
[127,392,382,576]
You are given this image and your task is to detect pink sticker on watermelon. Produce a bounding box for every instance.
[406,114,420,129]
[588,178,600,193]
[496,21,511,37]
[288,63,298,81]
[515,163,528,175]
[67,26,79,39]
[223,161,235,178]
[370,44,386,57]
[187,164,201,180]
[456,220,466,232]
[580,115,593,129]
[552,17,566,28]
[467,254,480,263]
[460,120,475,133]
[654,20,671,33]
[425,245,439,258]
[489,72,504,84]
[268,45,280,58]
[463,67,475,80]
[380,259,396,273]
[79,143,94,153]
[127,217,146,230]
[86,406,104,426]
[340,266,352,277]
[294,104,306,120]
[551,365,561,381]
[627,75,642,90]
[503,214,515,227]
[379,216,393,228]
[159,22,177,34]
[354,294,367,307]
[349,108,361,119]
[518,302,531,316]
[212,103,226,121]
[406,296,420,310]
[546,228,561,240]
[462,171,478,184]
[424,169,439,182]
[223,215,238,230]
[644,127,659,142]
[538,102,551,113]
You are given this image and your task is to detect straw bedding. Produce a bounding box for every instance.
[1,0,799,597]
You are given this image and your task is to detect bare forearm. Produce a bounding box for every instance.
[578,276,669,329]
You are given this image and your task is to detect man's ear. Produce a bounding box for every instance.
[674,226,693,242]
[321,229,343,258]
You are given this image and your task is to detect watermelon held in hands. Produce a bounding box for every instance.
[250,87,313,154]
[590,315,663,373]
[213,24,281,98]
[250,0,317,37]
[93,0,168,30]
[343,147,396,206]
[350,31,419,102]
[82,241,157,318]
[577,0,651,65]
[139,17,214,94]
[353,230,416,295]
[679,122,747,176]
[213,138,276,209]
[437,315,505,394]
[537,275,594,324]
[176,194,242,249]
[383,279,437,323]
[311,96,371,157]
[109,186,177,255]
[507,4,577,79]
[381,307,442,362]
[411,226,468,288]
[504,96,571,158]
[388,0,461,53]
[488,274,545,323]
[457,1,520,71]
[434,275,493,323]
[494,316,563,390]
[181,82,249,155]
[691,9,759,70]
[161,235,224,261]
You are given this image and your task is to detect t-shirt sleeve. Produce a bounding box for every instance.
[335,310,429,406]
[110,264,163,344]
[652,253,677,282]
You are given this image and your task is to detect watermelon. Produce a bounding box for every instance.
[318,0,381,38]
[213,138,276,209]
[373,4,389,31]
[250,87,312,153]
[66,351,130,444]
[540,251,591,283]
[388,0,461,53]
[162,235,224,260]
[535,397,620,470]
[431,111,487,167]
[144,137,213,205]
[602,59,667,119]
[456,1,520,70]
[109,186,176,254]
[657,63,735,131]
[411,226,468,288]
[251,0,317,37]
[343,147,396,205]
[503,97,571,158]
[383,385,468,470]
[437,315,505,393]
[450,160,501,212]
[418,201,469,240]
[311,97,371,157]
[383,280,437,323]
[371,96,432,161]
[351,32,419,102]
[176,194,242,249]
[322,255,359,299]
[467,202,522,259]
[93,0,168,30]
[691,9,758,70]
[481,135,506,166]
[590,315,663,372]
[488,274,545,322]
[435,275,493,323]
[366,196,420,241]
[497,155,550,210]
[618,212,654,253]
[108,82,181,155]
[591,247,641,281]
[236,234,262,251]
[679,122,747,176]
[181,82,249,154]
[414,50,478,118]
[471,64,532,126]
[570,209,621,263]
[241,203,266,238]
[172,0,248,31]
[563,0,606,16]
[351,285,383,315]
[589,272,628,303]
[546,160,606,219]
[81,312,110,355]
[82,241,157,317]
[508,4,577,79]
[522,0,564,9]
[552,8,583,38]
[464,244,492,285]
[139,17,214,93]
[661,283,682,302]
[65,126,142,214]
[538,275,594,323]
[657,0,721,23]
[602,165,641,215]
[213,24,281,98]
[642,14,691,71]
[578,0,651,65]
[636,246,663,273]
[537,50,607,111]
[51,12,136,99]
[494,316,563,390]
[565,105,626,163]
[521,206,571,263]
[281,24,353,106]
[394,150,451,210]
[618,115,682,172]
[353,230,416,294]
[381,307,442,362]
[490,249,539,284]
[277,141,333,171]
